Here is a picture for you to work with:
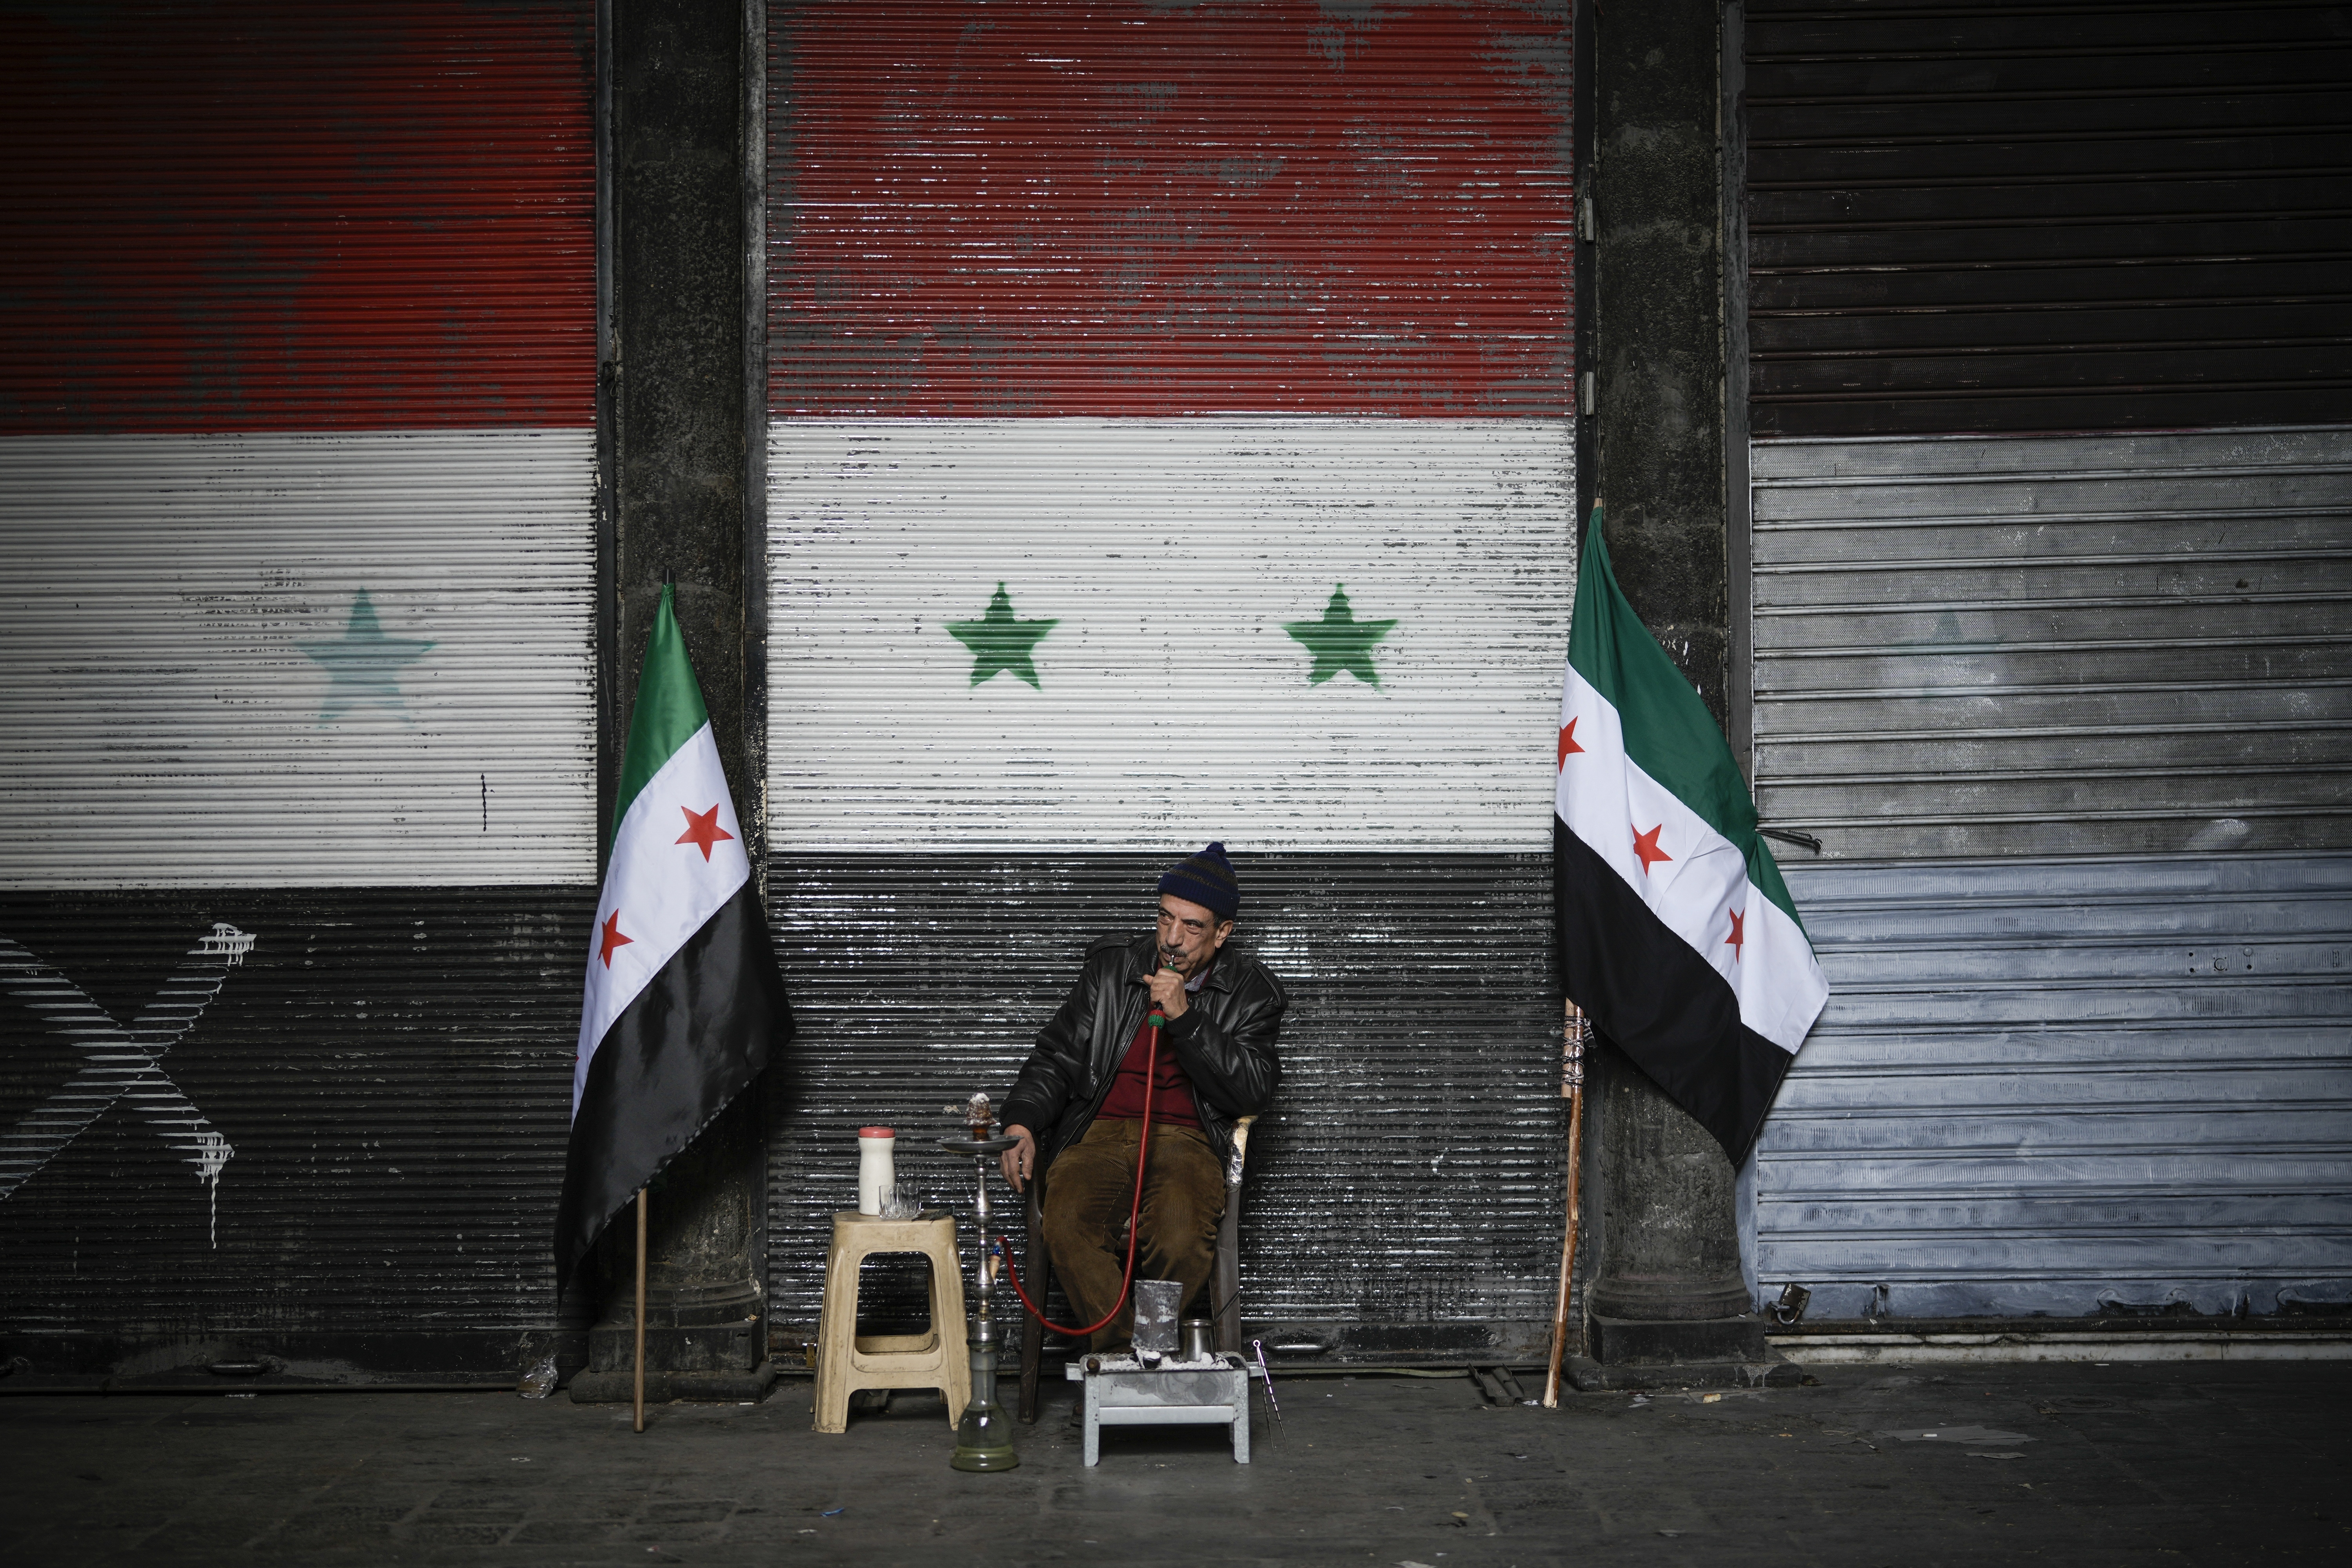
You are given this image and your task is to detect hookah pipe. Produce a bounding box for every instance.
[998,966,1172,1337]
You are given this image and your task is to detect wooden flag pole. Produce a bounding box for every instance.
[635,1189,654,1439]
[1542,1000,1590,1408]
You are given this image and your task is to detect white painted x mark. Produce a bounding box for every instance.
[0,922,252,1202]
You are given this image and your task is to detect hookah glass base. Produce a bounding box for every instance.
[947,1338,1018,1472]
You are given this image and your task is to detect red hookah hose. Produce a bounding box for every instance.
[998,1017,1159,1338]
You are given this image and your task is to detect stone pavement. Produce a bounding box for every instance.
[2,1361,2346,1565]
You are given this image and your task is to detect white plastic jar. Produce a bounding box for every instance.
[857,1126,896,1216]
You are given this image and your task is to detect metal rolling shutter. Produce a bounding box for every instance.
[765,1,1578,1358]
[0,432,595,889]
[1764,852,2352,1320]
[1738,0,2352,1318]
[0,3,596,1380]
[1751,428,2352,863]
[1744,1,2352,438]
[1745,428,2352,1319]
[0,890,595,1375]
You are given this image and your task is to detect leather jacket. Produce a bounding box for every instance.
[1002,932,1286,1171]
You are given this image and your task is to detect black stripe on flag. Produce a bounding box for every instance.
[556,882,791,1286]
[1554,817,1792,1167]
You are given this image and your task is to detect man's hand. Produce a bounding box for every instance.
[1000,1124,1038,1192]
[1145,965,1189,1022]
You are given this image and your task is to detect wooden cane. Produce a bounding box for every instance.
[635,1189,654,1439]
[1542,1000,1589,1408]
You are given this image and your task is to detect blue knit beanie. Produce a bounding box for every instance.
[1158,841,1240,920]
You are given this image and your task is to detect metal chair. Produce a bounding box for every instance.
[1016,1114,1255,1423]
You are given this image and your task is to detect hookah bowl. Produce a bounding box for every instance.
[940,1109,1023,1473]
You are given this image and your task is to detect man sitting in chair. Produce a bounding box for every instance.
[999,842,1287,1354]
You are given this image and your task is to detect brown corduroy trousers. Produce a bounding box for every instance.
[1040,1117,1225,1354]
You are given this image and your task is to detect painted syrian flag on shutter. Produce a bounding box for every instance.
[1555,510,1828,1167]
[766,4,1578,857]
[556,587,791,1284]
[2,3,597,891]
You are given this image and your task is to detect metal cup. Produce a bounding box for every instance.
[1181,1318,1214,1361]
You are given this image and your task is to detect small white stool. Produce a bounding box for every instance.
[812,1210,969,1433]
[1067,1352,1252,1465]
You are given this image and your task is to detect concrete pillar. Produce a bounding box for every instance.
[1584,0,1760,1364]
[570,0,773,1403]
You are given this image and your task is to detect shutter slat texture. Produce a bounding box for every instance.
[1751,426,2352,860]
[764,1,1579,1354]
[0,432,595,888]
[0,1,595,434]
[0,2,594,1377]
[1756,854,2352,1319]
[1745,1,2352,436]
[770,0,1572,417]
[0,889,589,1348]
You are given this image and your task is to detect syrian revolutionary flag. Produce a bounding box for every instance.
[556,586,791,1285]
[1555,510,1828,1167]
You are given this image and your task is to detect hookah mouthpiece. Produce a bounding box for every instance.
[1148,961,1179,1027]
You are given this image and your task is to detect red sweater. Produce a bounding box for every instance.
[1095,1017,1200,1127]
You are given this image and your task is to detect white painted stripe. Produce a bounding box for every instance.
[1556,665,1827,1052]
[574,722,749,1114]
[0,431,594,889]
[767,418,1573,852]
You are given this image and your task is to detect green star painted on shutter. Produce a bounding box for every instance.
[300,589,436,724]
[947,583,1058,688]
[1284,584,1396,688]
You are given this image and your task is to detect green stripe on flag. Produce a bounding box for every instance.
[612,584,713,839]
[1568,509,1806,931]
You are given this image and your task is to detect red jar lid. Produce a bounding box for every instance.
[858,1126,894,1138]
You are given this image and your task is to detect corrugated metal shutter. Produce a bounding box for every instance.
[1743,1,2352,437]
[0,1,595,434]
[0,2,597,889]
[768,419,1573,853]
[0,3,595,1379]
[769,855,1568,1354]
[1745,425,2352,1318]
[1725,0,2352,1329]
[1751,427,2352,861]
[0,432,595,889]
[0,890,593,1373]
[765,0,1578,1358]
[768,2,1572,415]
[1759,853,2352,1319]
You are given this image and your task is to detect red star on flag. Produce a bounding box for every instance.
[1557,717,1584,769]
[1726,906,1745,960]
[1632,823,1672,875]
[675,802,735,862]
[598,910,633,968]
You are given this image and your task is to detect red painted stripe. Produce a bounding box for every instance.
[0,3,594,434]
[770,0,1573,417]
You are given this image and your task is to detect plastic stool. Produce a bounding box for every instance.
[812,1210,970,1433]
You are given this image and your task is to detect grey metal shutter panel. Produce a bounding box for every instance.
[1751,427,2352,862]
[1761,853,2352,1321]
[1744,427,2352,1320]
